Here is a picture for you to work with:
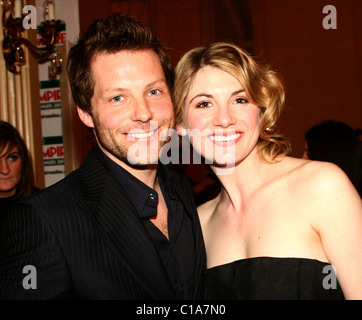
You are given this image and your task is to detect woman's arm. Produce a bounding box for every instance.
[310,162,362,299]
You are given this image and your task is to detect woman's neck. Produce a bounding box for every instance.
[0,188,16,199]
[210,148,267,210]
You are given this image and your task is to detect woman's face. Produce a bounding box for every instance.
[180,66,262,166]
[0,144,22,198]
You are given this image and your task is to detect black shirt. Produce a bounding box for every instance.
[94,146,195,299]
[0,187,40,226]
[0,196,16,225]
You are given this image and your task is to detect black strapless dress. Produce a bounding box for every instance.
[205,257,345,300]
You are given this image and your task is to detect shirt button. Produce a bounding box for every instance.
[149,193,155,200]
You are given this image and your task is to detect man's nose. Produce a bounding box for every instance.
[131,98,153,123]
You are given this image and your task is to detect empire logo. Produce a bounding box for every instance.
[40,89,61,102]
[43,146,64,159]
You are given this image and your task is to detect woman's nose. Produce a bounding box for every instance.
[0,159,10,175]
[213,106,236,128]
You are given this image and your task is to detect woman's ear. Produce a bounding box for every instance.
[258,106,266,124]
[77,107,94,128]
[176,123,187,136]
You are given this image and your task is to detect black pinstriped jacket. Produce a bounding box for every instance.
[0,148,206,300]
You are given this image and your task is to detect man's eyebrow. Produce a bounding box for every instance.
[188,89,245,104]
[145,79,168,89]
[100,79,167,96]
[99,87,128,97]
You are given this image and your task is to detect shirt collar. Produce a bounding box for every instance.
[94,146,177,218]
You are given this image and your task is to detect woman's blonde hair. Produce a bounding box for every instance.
[174,42,291,162]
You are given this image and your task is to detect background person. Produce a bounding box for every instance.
[303,120,361,197]
[0,121,38,223]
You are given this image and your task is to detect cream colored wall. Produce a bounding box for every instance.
[0,0,45,188]
[34,0,80,185]
[0,1,81,187]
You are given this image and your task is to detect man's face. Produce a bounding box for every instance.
[79,49,174,168]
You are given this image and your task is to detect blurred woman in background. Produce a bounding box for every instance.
[0,121,38,223]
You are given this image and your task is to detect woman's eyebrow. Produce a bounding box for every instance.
[231,89,246,96]
[188,93,213,104]
[189,89,246,104]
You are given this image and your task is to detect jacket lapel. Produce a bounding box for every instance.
[172,171,206,299]
[76,149,176,299]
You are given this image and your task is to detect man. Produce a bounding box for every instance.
[0,14,205,300]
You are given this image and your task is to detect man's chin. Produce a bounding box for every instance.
[127,162,158,170]
[125,153,160,168]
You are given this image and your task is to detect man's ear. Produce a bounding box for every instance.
[176,123,187,136]
[77,107,94,128]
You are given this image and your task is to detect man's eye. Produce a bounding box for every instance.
[196,101,211,108]
[149,89,160,96]
[111,96,123,102]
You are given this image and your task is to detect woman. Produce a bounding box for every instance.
[0,121,38,223]
[174,42,362,299]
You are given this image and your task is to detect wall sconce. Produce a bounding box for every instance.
[1,0,63,78]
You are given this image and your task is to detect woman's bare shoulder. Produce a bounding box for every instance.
[281,157,361,212]
[283,157,354,189]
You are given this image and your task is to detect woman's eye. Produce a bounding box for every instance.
[196,101,211,108]
[8,155,19,162]
[235,97,249,104]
